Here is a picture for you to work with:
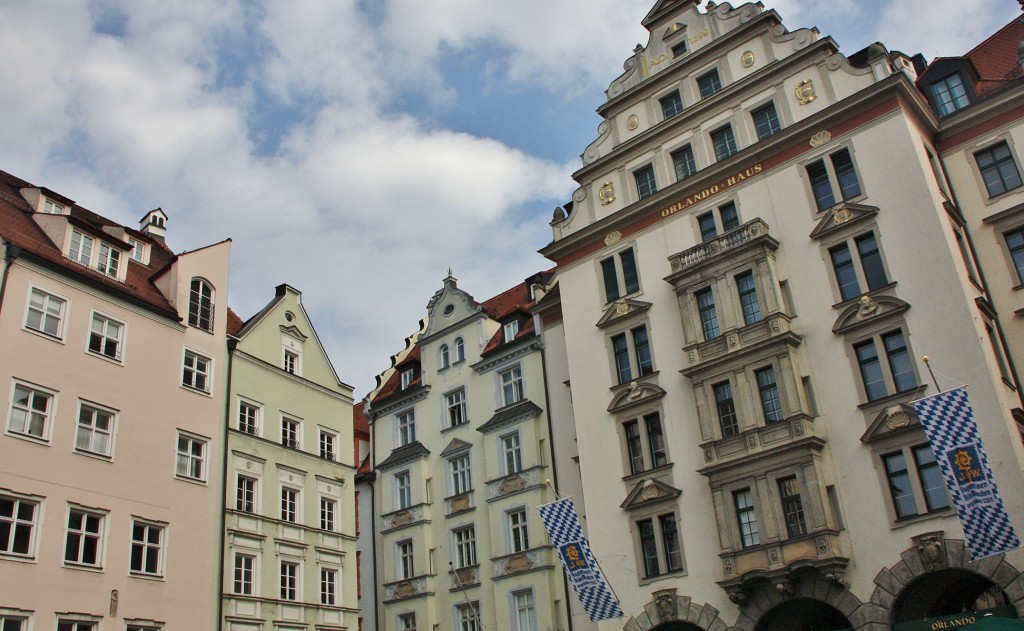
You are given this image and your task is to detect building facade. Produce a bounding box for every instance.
[366,273,590,631]
[540,2,1024,630]
[222,284,359,630]
[0,171,230,629]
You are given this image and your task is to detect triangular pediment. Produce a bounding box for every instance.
[596,298,653,329]
[832,294,909,335]
[808,203,880,241]
[440,438,472,458]
[621,477,682,510]
[861,404,923,443]
[643,0,700,28]
[662,22,686,39]
[280,324,309,341]
[609,381,667,414]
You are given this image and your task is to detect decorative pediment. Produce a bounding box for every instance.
[608,381,667,413]
[279,324,308,341]
[377,442,430,471]
[832,294,909,335]
[808,203,880,241]
[861,403,922,443]
[662,22,686,39]
[621,477,682,510]
[596,298,652,329]
[440,437,472,458]
[477,400,543,434]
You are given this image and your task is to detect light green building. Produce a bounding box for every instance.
[221,284,358,631]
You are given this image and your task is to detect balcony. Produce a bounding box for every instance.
[698,414,819,469]
[666,218,775,279]
[491,547,556,580]
[449,565,480,589]
[381,504,428,533]
[446,492,475,516]
[485,466,544,502]
[679,311,799,377]
[383,575,433,603]
[718,531,848,605]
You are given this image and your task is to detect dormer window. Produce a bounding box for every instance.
[68,230,124,280]
[930,73,971,116]
[400,368,414,390]
[43,199,65,214]
[70,231,94,265]
[504,320,519,343]
[188,278,215,331]
[128,238,145,262]
[97,244,120,278]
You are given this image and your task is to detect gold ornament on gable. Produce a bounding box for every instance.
[627,114,640,131]
[599,182,617,205]
[741,50,755,67]
[795,79,817,105]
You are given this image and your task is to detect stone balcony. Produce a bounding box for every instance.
[666,218,775,279]
[383,575,433,603]
[679,311,799,378]
[381,504,428,533]
[698,414,819,469]
[446,492,475,516]
[485,466,544,502]
[448,565,480,589]
[491,546,556,580]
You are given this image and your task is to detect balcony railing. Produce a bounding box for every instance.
[668,218,770,274]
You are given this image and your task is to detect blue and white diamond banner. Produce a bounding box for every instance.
[913,387,1021,560]
[538,497,623,621]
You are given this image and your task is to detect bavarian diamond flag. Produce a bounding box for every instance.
[538,497,623,621]
[913,387,1021,560]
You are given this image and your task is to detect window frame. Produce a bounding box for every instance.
[507,507,530,553]
[733,488,760,548]
[659,90,684,119]
[600,246,641,303]
[280,486,299,523]
[320,496,337,531]
[7,380,57,443]
[23,285,68,341]
[320,566,339,606]
[634,164,658,200]
[457,603,481,631]
[634,511,685,579]
[174,431,208,483]
[499,364,524,407]
[826,229,891,303]
[777,477,807,538]
[449,454,473,496]
[86,310,126,363]
[501,431,523,475]
[181,348,213,394]
[853,328,918,403]
[754,366,784,424]
[751,101,782,140]
[512,589,538,631]
[69,230,95,266]
[735,270,763,325]
[0,492,41,559]
[697,69,723,99]
[280,560,300,601]
[238,399,261,436]
[881,443,951,520]
[710,124,738,161]
[319,428,338,461]
[233,552,256,595]
[397,409,416,446]
[930,72,971,116]
[397,539,415,579]
[713,381,739,438]
[804,147,863,211]
[129,519,165,578]
[452,525,478,568]
[975,140,1024,199]
[281,415,301,449]
[395,471,412,510]
[74,400,117,458]
[236,475,257,513]
[671,144,698,181]
[621,411,669,476]
[695,287,721,340]
[610,323,655,385]
[188,278,215,332]
[64,505,106,568]
[445,389,468,428]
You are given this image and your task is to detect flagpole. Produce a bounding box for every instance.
[922,355,942,392]
[545,478,562,499]
[449,561,480,623]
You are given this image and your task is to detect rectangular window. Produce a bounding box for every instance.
[611,325,654,385]
[977,141,1024,197]
[446,389,467,427]
[639,518,660,576]
[282,416,300,449]
[931,73,970,116]
[238,401,259,435]
[396,472,412,509]
[634,165,658,200]
[645,412,667,468]
[830,231,889,301]
[500,365,524,406]
[457,603,480,631]
[752,103,781,140]
[914,444,950,512]
[281,487,298,523]
[234,553,255,594]
[696,288,720,340]
[128,238,144,261]
[398,410,416,445]
[714,382,739,437]
[284,350,299,374]
[697,69,722,98]
[97,243,120,278]
[43,198,64,214]
[182,350,211,392]
[622,412,668,475]
[830,243,860,300]
[399,613,417,631]
[65,508,104,566]
[883,330,916,394]
[698,212,717,242]
[855,329,916,402]
[454,525,477,568]
[711,125,738,161]
[237,475,256,513]
[509,508,529,552]
[806,148,861,210]
[400,368,414,390]
[321,567,338,605]
[637,513,683,577]
[720,202,739,231]
[175,433,206,481]
[130,521,164,576]
[660,514,683,572]
[755,367,784,423]
[502,432,523,474]
[660,91,684,119]
[513,590,538,631]
[1,616,28,631]
[398,540,414,579]
[672,145,697,181]
[8,383,53,441]
[1005,227,1024,283]
[57,621,96,631]
[321,497,337,531]
[734,489,760,548]
[778,477,807,537]
[503,320,519,342]
[855,339,886,401]
[624,420,644,474]
[856,232,888,291]
[884,451,917,518]
[601,247,640,302]
[280,561,298,600]
[450,455,472,495]
[0,494,39,557]
[320,430,336,461]
[75,403,115,457]
[88,313,123,360]
[25,287,66,338]
[188,279,215,331]
[69,230,94,265]
[671,41,687,57]
[736,271,762,324]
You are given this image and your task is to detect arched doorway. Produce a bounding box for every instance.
[754,598,853,631]
[892,568,1012,622]
[651,623,703,631]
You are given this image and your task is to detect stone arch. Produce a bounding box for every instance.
[622,589,730,631]
[864,534,1024,628]
[731,575,863,631]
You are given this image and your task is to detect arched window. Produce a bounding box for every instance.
[189,278,215,331]
[455,337,465,362]
[440,344,450,368]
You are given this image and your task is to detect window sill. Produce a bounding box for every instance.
[85,350,124,366]
[891,507,955,529]
[857,387,927,413]
[831,281,898,310]
[173,474,208,486]
[22,326,66,344]
[129,571,165,581]
[638,568,687,586]
[63,561,104,573]
[622,462,674,483]
[0,552,37,563]
[180,384,213,397]
[4,430,51,446]
[440,421,471,435]
[74,449,114,463]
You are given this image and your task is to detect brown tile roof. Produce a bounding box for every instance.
[966,16,1024,91]
[226,308,246,336]
[353,401,369,437]
[481,281,533,319]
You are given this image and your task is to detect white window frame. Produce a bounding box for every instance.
[445,389,467,428]
[188,278,215,332]
[43,198,65,214]
[283,349,300,375]
[174,431,208,483]
[449,454,472,496]
[128,237,145,261]
[236,474,258,514]
[69,230,94,266]
[503,320,519,343]
[56,616,100,631]
[0,491,42,559]
[281,415,301,449]
[97,242,120,278]
[398,613,417,631]
[281,486,300,523]
[453,525,477,568]
[0,612,31,631]
[64,505,106,568]
[501,432,523,475]
[457,603,481,631]
[507,507,530,553]
[397,410,416,446]
[86,310,126,363]
[129,518,166,578]
[499,365,524,407]
[397,539,415,579]
[280,560,300,600]
[320,565,339,605]
[74,400,117,459]
[320,496,337,531]
[400,368,414,390]
[234,552,256,595]
[7,380,57,443]
[181,348,212,394]
[23,285,68,341]
[512,589,538,631]
[395,471,412,510]
[455,337,466,362]
[440,344,451,369]
[319,428,337,461]
[237,399,261,436]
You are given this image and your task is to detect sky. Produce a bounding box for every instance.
[0,0,1020,398]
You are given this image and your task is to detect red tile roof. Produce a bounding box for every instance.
[353,401,370,437]
[481,281,533,319]
[226,308,246,336]
[966,15,1024,91]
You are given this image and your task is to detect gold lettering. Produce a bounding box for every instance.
[754,164,763,173]
[656,163,764,219]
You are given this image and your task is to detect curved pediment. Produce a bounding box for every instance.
[621,477,682,510]
[608,381,667,413]
[596,298,653,329]
[809,203,880,241]
[832,294,909,335]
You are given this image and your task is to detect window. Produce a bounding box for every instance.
[600,247,640,302]
[399,613,417,631]
[508,508,529,552]
[75,403,115,457]
[695,288,720,340]
[440,344,450,368]
[396,472,412,509]
[283,350,299,375]
[454,526,477,568]
[611,325,654,384]
[806,148,861,210]
[25,287,66,338]
[182,350,211,392]
[884,444,950,519]
[931,73,971,116]
[450,455,472,495]
[710,125,737,161]
[320,430,336,461]
[97,243,120,278]
[237,475,257,513]
[671,41,687,57]
[0,616,28,631]
[175,433,207,481]
[829,231,889,301]
[446,390,467,428]
[634,165,657,200]
[623,412,668,475]
[280,561,299,600]
[720,202,739,231]
[65,508,104,566]
[697,69,722,98]
[752,103,781,140]
[321,497,337,531]
[69,230,94,265]
[672,145,697,181]
[976,141,1023,198]
[88,313,123,360]
[660,91,684,119]
[280,416,300,449]
[455,337,466,362]
[238,401,260,435]
[457,603,480,631]
[281,487,298,523]
[234,553,255,594]
[43,198,64,214]
[0,494,39,557]
[188,278,214,331]
[698,202,740,242]
[126,623,160,631]
[637,513,683,578]
[8,383,53,440]
[778,477,807,537]
[398,540,414,579]
[513,590,538,631]
[503,320,520,343]
[736,271,762,324]
[698,212,718,242]
[714,382,739,438]
[128,237,144,261]
[855,330,916,402]
[130,521,164,576]
[400,368,414,390]
[321,567,338,605]
[398,410,416,446]
[502,433,523,474]
[500,365,524,406]
[755,367,784,423]
[734,489,760,548]
[57,621,96,631]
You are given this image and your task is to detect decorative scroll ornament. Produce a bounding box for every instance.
[599,182,616,205]
[795,79,817,105]
[809,130,832,147]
